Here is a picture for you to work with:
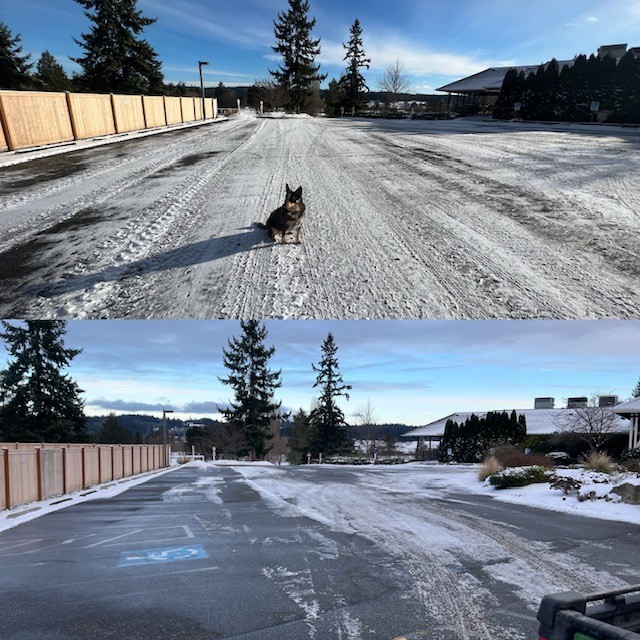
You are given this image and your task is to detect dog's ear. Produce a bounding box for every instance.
[294,186,303,197]
[286,183,291,194]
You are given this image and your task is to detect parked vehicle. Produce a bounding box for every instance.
[537,585,640,639]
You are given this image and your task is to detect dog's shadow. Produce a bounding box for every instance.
[35,227,271,298]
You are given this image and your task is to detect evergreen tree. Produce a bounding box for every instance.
[437,411,526,463]
[34,51,72,91]
[437,418,456,461]
[631,377,640,399]
[324,78,347,117]
[493,68,523,119]
[286,408,317,464]
[0,321,86,442]
[308,333,353,456]
[218,320,282,460]
[96,412,134,443]
[0,21,33,89]
[564,54,590,121]
[270,0,327,114]
[610,51,640,123]
[72,0,164,94]
[339,19,370,116]
[540,59,560,120]
[214,82,238,108]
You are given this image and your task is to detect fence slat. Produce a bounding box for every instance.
[1,443,168,511]
[0,90,221,153]
[66,92,116,140]
[0,90,74,150]
[111,94,146,133]
[180,97,196,123]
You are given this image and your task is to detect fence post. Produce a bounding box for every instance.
[81,446,86,489]
[65,92,79,141]
[62,447,67,494]
[3,448,10,509]
[0,93,16,151]
[141,95,148,130]
[36,447,43,501]
[110,93,118,133]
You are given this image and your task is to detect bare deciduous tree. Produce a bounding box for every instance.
[555,394,621,452]
[378,59,411,108]
[354,399,378,454]
[253,77,289,112]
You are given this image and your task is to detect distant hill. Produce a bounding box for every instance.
[85,414,194,437]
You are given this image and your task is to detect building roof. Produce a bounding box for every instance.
[613,397,640,415]
[404,408,629,438]
[437,60,574,95]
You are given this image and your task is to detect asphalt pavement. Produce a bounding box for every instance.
[0,465,637,640]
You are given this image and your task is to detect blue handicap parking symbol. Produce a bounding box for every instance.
[118,544,208,567]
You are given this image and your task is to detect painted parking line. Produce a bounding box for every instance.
[117,544,208,567]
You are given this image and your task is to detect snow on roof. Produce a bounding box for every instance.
[404,408,629,438]
[613,397,640,415]
[437,60,574,94]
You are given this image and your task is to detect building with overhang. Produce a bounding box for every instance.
[436,43,640,109]
[613,396,640,450]
[403,396,633,451]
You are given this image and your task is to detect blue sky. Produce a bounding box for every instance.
[1,320,638,426]
[4,0,640,92]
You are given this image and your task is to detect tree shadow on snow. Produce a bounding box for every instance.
[32,227,273,298]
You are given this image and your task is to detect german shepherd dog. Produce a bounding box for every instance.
[255,184,305,244]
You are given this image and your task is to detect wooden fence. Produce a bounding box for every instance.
[0,443,170,510]
[0,90,219,152]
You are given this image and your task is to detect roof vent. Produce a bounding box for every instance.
[598,395,619,407]
[534,397,555,409]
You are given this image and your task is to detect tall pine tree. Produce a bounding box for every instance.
[0,321,86,442]
[339,19,370,116]
[309,333,353,457]
[72,0,164,94]
[270,0,327,114]
[34,51,72,91]
[0,22,32,89]
[218,321,282,460]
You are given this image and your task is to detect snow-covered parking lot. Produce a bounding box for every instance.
[1,114,639,319]
[1,462,638,640]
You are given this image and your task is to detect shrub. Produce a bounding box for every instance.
[488,466,553,489]
[492,444,554,469]
[478,455,503,481]
[581,451,615,475]
[550,475,582,495]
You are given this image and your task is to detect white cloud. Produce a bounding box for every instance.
[319,36,497,78]
[146,0,272,50]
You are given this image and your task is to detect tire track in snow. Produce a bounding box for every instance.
[7,118,263,318]
[237,467,626,640]
[344,124,640,318]
[3,116,640,318]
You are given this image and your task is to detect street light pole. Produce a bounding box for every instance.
[198,60,209,120]
[162,409,174,446]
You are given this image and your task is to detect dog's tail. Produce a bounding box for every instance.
[253,222,268,230]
